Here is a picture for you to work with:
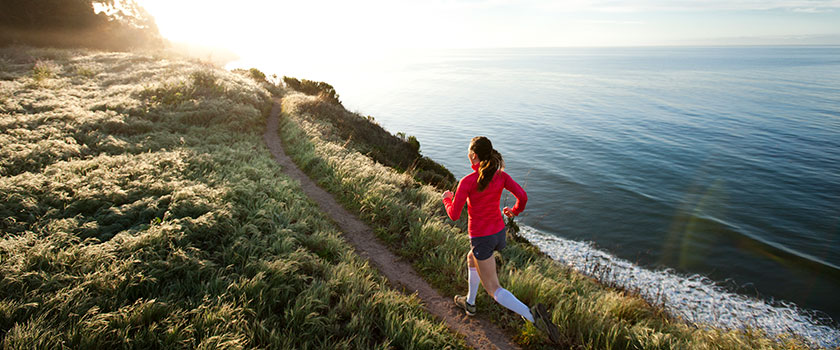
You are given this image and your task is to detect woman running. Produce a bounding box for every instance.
[442,136,560,343]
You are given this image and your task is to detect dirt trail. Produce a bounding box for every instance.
[264,100,519,350]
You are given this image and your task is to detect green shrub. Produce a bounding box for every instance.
[138,69,224,107]
[232,68,284,97]
[74,65,96,78]
[395,133,421,153]
[190,70,219,93]
[283,76,341,106]
[407,135,420,153]
[248,68,266,82]
[31,59,59,81]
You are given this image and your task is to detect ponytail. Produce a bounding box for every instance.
[471,137,504,192]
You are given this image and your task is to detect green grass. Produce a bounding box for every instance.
[30,60,59,82]
[278,91,819,350]
[0,47,466,349]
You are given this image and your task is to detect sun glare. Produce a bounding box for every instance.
[137,1,250,49]
[136,0,645,58]
[137,0,840,64]
[138,1,441,55]
[136,0,550,64]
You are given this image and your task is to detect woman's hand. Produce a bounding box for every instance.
[503,207,516,217]
[443,190,454,201]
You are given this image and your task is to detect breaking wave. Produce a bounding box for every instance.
[520,225,840,349]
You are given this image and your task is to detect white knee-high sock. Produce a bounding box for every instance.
[467,267,480,305]
[493,288,533,322]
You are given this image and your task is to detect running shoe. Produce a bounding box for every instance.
[454,295,476,316]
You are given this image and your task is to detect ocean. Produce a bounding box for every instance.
[234,46,840,347]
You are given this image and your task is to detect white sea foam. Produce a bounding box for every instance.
[520,225,840,349]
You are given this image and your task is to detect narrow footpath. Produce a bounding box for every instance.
[264,100,519,350]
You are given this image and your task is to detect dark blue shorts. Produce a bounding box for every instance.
[470,228,507,261]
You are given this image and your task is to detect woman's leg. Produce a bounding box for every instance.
[466,251,481,305]
[472,253,534,322]
[470,251,498,295]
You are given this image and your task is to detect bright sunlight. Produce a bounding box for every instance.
[139,0,840,55]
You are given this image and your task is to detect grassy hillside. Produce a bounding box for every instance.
[278,91,818,350]
[0,47,466,349]
[280,82,456,190]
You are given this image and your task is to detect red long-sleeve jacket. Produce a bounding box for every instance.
[443,163,527,237]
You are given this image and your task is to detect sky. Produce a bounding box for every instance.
[136,0,840,59]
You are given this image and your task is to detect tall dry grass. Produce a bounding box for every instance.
[0,46,465,349]
[279,91,822,350]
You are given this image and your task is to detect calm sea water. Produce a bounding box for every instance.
[235,46,840,346]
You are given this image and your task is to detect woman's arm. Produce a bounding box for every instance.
[502,172,527,216]
[443,180,469,221]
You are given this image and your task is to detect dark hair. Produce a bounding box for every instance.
[470,136,504,191]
